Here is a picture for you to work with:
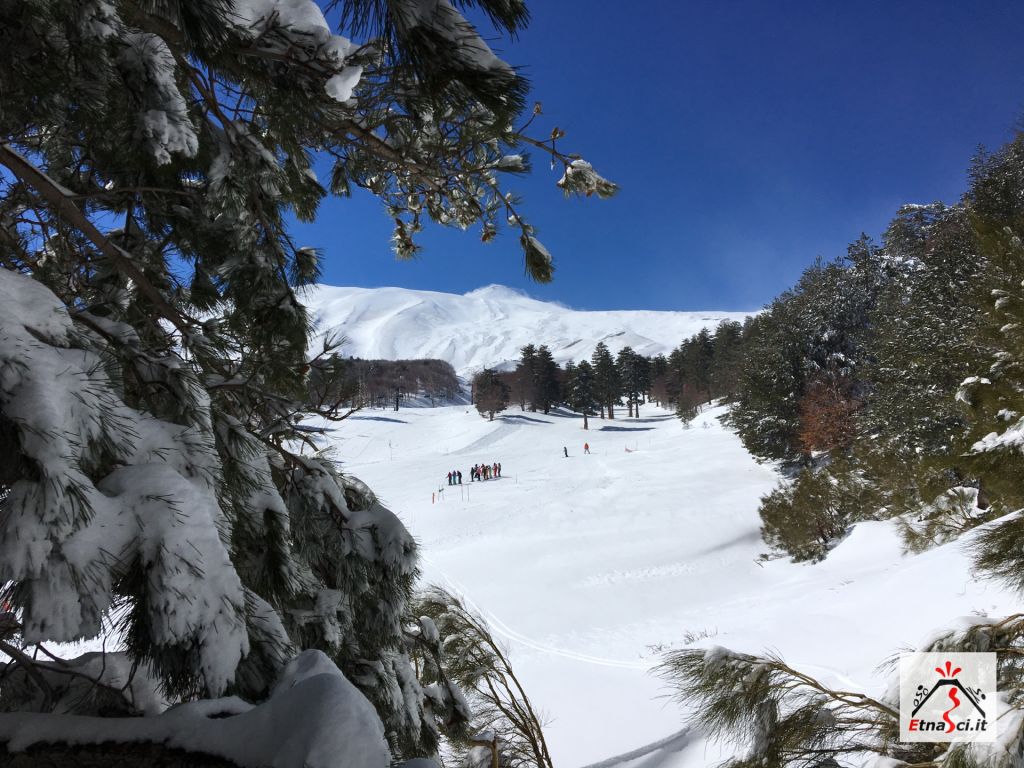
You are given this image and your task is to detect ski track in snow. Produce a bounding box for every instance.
[327,402,1022,768]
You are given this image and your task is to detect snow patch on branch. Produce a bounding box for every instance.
[231,0,363,102]
[118,33,199,164]
[0,268,247,695]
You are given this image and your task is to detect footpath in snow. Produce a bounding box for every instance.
[328,403,1020,767]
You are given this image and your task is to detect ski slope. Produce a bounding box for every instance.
[304,284,751,377]
[326,403,1021,767]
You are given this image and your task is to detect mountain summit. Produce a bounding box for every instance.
[305,284,752,376]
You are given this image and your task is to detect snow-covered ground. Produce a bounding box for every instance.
[327,402,1021,767]
[304,284,751,376]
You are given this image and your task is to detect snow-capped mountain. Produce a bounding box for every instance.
[304,284,752,376]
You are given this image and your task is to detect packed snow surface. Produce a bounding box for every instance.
[328,402,1020,767]
[304,284,751,376]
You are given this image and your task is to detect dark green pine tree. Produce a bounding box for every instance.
[565,359,599,429]
[616,346,650,417]
[473,368,511,421]
[0,0,615,761]
[728,247,881,463]
[591,341,621,419]
[709,320,745,402]
[648,353,670,405]
[955,134,1024,540]
[856,202,988,519]
[726,304,805,460]
[532,344,561,414]
[687,328,715,403]
[515,343,538,410]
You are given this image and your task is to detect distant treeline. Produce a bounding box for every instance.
[309,357,460,410]
[470,329,751,423]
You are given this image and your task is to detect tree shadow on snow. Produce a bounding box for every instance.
[351,415,409,424]
[689,529,763,558]
[598,425,655,432]
[500,414,553,425]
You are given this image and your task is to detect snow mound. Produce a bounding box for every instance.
[0,650,389,768]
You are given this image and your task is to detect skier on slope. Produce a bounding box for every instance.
[584,442,590,454]
[563,446,568,458]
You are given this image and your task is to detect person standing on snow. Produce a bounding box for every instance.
[457,470,463,484]
[447,471,452,485]
[584,442,590,454]
[563,446,568,458]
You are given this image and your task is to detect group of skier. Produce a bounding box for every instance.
[471,462,501,481]
[446,462,502,485]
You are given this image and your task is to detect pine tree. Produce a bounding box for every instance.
[648,353,669,406]
[532,345,560,414]
[709,320,745,401]
[565,359,598,429]
[472,368,510,421]
[855,203,987,519]
[729,248,880,463]
[514,344,538,410]
[616,346,649,418]
[591,341,620,419]
[688,328,715,403]
[0,0,614,760]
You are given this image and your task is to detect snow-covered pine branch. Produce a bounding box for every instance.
[0,0,608,763]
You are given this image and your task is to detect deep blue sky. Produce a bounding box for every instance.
[294,1,1024,311]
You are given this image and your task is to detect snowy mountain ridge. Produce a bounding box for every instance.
[304,284,753,377]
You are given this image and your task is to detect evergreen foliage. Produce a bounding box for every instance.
[513,344,537,411]
[414,587,554,768]
[615,346,650,418]
[564,359,598,429]
[0,0,615,760]
[531,345,560,414]
[310,357,461,409]
[472,368,510,421]
[759,459,880,562]
[655,320,753,424]
[659,130,1024,768]
[728,247,881,464]
[590,341,620,419]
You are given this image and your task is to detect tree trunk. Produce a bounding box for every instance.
[600,404,605,419]
[583,413,589,430]
[608,402,615,419]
